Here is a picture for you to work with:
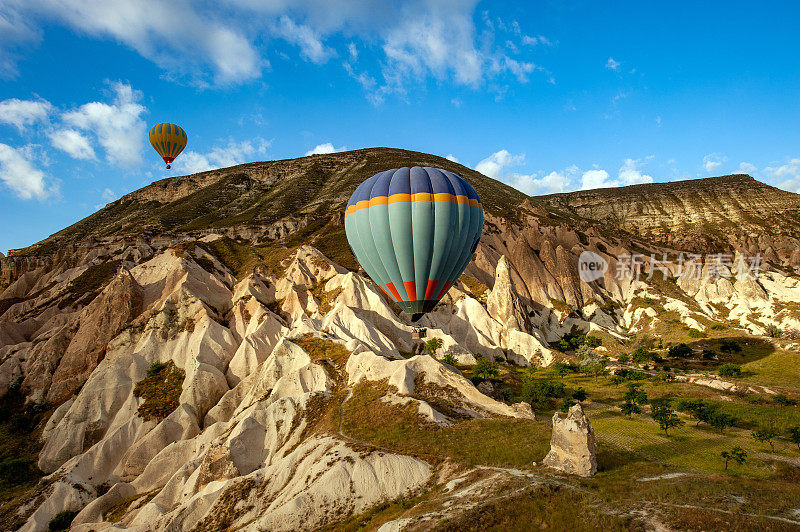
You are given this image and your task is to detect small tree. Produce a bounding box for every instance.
[617,353,630,364]
[788,426,800,450]
[572,387,588,402]
[651,401,685,436]
[764,324,782,338]
[560,397,576,413]
[474,357,499,381]
[424,338,444,358]
[720,340,742,354]
[677,399,717,426]
[621,382,648,416]
[708,411,736,434]
[752,426,779,452]
[442,352,458,367]
[668,343,692,358]
[773,394,797,408]
[720,446,747,471]
[718,363,742,378]
[552,362,571,380]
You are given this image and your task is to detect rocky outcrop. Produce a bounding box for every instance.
[47,268,143,402]
[543,403,597,477]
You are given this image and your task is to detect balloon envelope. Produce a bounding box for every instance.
[149,123,187,168]
[344,167,483,321]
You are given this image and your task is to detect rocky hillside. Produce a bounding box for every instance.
[540,174,800,258]
[1,148,800,531]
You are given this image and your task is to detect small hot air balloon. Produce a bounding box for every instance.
[149,122,187,169]
[344,167,483,324]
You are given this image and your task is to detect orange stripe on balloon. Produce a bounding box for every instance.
[424,280,438,300]
[344,192,482,218]
[403,281,417,302]
[435,281,452,300]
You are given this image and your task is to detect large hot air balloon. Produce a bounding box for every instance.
[344,167,483,323]
[149,122,187,169]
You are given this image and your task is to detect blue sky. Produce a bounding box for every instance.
[1,1,799,253]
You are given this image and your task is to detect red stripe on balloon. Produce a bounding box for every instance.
[424,280,438,300]
[435,281,452,300]
[385,283,403,302]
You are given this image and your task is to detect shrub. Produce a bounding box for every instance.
[617,354,629,364]
[631,347,652,364]
[788,426,800,450]
[133,361,185,421]
[652,371,673,383]
[48,510,79,531]
[764,324,782,338]
[668,343,692,358]
[441,353,458,367]
[720,340,742,353]
[0,457,35,485]
[718,363,742,378]
[424,338,443,358]
[559,397,576,413]
[701,349,718,360]
[585,336,602,348]
[473,357,499,381]
[773,394,797,407]
[687,328,707,338]
[520,379,566,410]
[572,387,587,402]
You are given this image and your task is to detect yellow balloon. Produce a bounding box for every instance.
[149,123,187,169]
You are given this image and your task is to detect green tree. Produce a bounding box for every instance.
[764,324,782,338]
[441,352,458,367]
[676,399,717,426]
[720,340,742,353]
[474,357,499,381]
[572,387,588,402]
[552,362,571,380]
[560,397,577,413]
[720,446,747,471]
[718,363,742,378]
[424,338,444,358]
[752,426,779,452]
[651,401,685,436]
[788,426,800,450]
[668,343,692,358]
[621,382,648,416]
[617,353,629,364]
[708,411,736,434]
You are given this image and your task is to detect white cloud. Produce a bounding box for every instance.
[276,15,334,64]
[581,169,620,190]
[606,57,621,71]
[522,34,551,46]
[0,143,53,200]
[304,142,346,156]
[62,81,147,168]
[48,129,96,160]
[618,157,653,185]
[0,5,41,79]
[475,149,525,179]
[505,170,571,195]
[4,0,261,85]
[738,162,757,174]
[175,137,271,174]
[445,154,459,163]
[703,153,726,173]
[0,98,52,131]
[5,1,548,98]
[764,158,800,193]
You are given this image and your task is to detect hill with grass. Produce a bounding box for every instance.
[1,148,800,531]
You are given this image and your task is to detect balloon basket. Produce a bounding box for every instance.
[411,327,426,340]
